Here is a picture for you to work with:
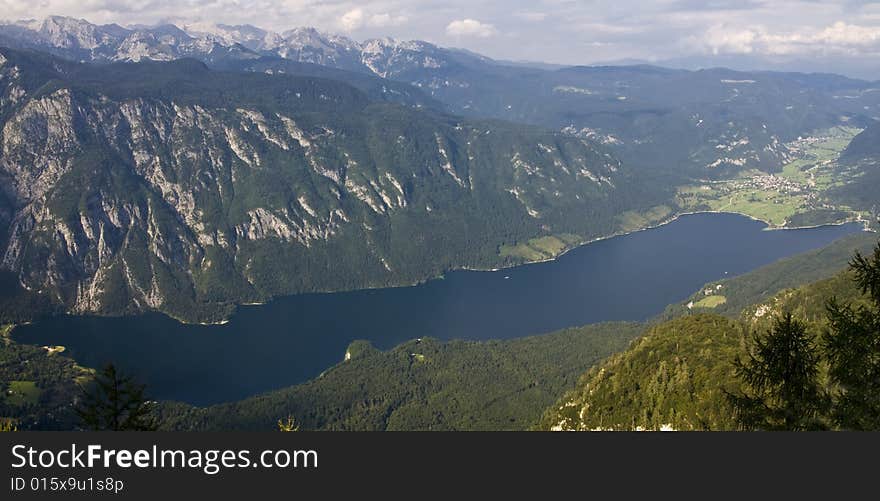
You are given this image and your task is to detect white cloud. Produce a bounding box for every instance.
[700,21,880,56]
[338,8,365,32]
[815,21,880,46]
[703,25,760,54]
[445,18,497,38]
[368,13,408,28]
[337,8,407,32]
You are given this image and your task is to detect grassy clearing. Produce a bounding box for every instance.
[44,346,66,356]
[4,381,40,407]
[678,182,804,226]
[716,189,804,226]
[616,205,673,233]
[693,296,728,309]
[0,325,12,342]
[500,234,582,261]
[781,160,812,185]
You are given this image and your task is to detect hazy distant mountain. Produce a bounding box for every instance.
[599,54,880,83]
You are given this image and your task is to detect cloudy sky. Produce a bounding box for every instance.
[5,1,880,71]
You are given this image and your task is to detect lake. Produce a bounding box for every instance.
[13,213,865,405]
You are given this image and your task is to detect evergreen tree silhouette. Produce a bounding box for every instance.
[728,313,827,430]
[76,364,157,431]
[824,243,880,430]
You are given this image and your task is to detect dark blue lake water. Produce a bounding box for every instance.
[13,213,865,405]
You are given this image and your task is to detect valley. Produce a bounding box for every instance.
[0,15,879,432]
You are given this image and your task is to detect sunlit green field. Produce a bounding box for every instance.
[615,205,674,233]
[693,295,728,309]
[3,381,40,407]
[500,234,583,261]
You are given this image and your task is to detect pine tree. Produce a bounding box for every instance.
[824,243,880,430]
[75,364,157,431]
[728,313,827,430]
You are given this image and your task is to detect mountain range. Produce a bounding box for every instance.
[0,16,483,77]
[4,16,880,177]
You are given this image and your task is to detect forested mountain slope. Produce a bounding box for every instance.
[153,323,643,431]
[840,120,880,162]
[830,122,880,216]
[537,261,873,431]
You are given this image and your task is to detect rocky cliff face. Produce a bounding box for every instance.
[0,49,628,322]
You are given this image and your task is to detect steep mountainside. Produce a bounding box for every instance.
[827,122,880,216]
[840,120,880,162]
[538,314,745,431]
[0,48,644,322]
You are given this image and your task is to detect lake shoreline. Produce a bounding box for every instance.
[173,210,872,324]
[14,212,863,406]
[15,211,872,328]
[462,209,873,273]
